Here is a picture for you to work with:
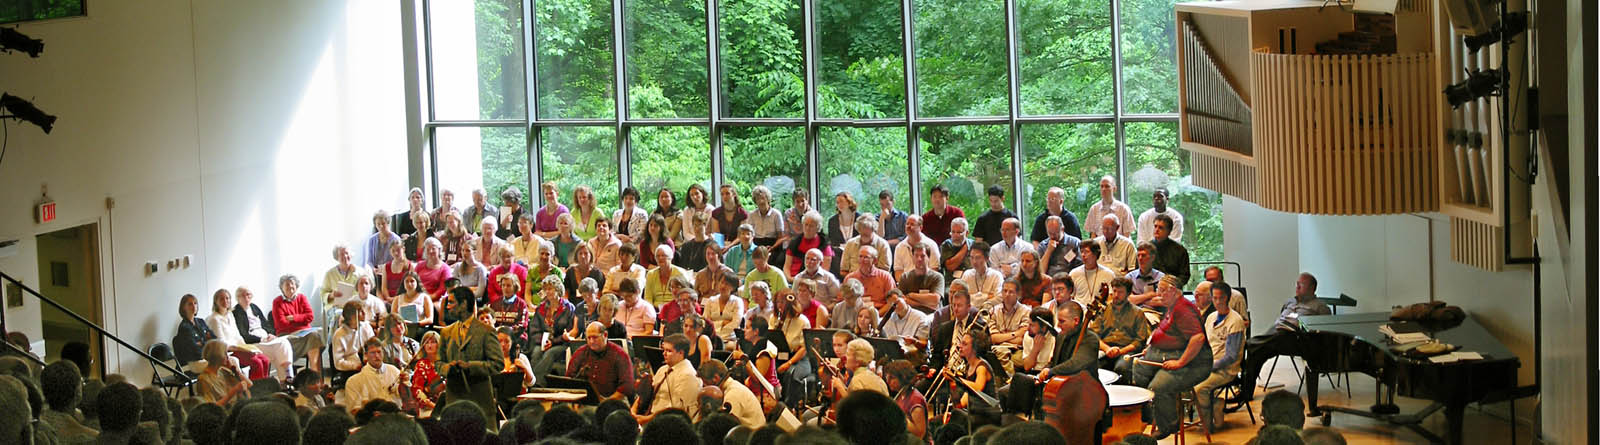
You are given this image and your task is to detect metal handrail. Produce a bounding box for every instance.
[0,271,192,384]
[0,338,45,367]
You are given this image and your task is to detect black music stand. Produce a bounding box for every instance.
[639,346,666,371]
[631,335,662,360]
[863,336,904,361]
[804,328,842,358]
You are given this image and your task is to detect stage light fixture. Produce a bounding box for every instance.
[1443,68,1504,109]
[1,94,56,133]
[0,27,43,58]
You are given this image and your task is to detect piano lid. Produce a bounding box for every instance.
[1298,312,1518,365]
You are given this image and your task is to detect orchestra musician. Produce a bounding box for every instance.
[1094,278,1150,374]
[941,327,997,413]
[635,333,703,424]
[1126,280,1212,439]
[884,360,929,443]
[928,285,978,371]
[564,321,634,401]
[773,289,813,406]
[698,360,766,428]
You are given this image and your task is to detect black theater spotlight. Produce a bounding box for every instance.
[1,94,56,134]
[0,27,43,58]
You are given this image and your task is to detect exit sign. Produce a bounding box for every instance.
[37,201,55,224]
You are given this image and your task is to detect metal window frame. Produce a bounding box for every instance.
[412,0,1184,224]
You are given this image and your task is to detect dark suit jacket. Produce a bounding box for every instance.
[233,304,275,344]
[174,318,215,365]
[1049,327,1100,377]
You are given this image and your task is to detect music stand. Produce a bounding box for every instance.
[803,329,842,358]
[863,336,904,361]
[541,375,599,405]
[639,346,666,371]
[630,335,662,360]
[763,329,792,360]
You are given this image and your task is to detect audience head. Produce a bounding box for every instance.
[538,404,586,439]
[987,421,1065,445]
[78,379,103,421]
[1254,424,1307,445]
[347,413,427,445]
[437,400,490,444]
[602,410,639,445]
[0,375,29,445]
[40,360,81,412]
[60,341,92,378]
[723,425,755,445]
[353,399,401,426]
[933,422,968,445]
[1299,427,1348,445]
[1296,272,1319,296]
[834,390,905,445]
[140,386,174,442]
[1153,214,1174,240]
[749,424,786,445]
[696,413,740,445]
[98,381,142,432]
[1262,390,1307,429]
[303,407,355,445]
[186,402,228,445]
[231,398,303,445]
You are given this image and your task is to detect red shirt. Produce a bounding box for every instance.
[485,263,527,304]
[922,206,966,245]
[415,261,454,299]
[566,342,636,397]
[272,293,315,333]
[657,301,702,327]
[1150,294,1205,350]
[801,299,824,328]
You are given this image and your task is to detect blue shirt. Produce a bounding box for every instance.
[878,209,909,242]
[364,232,401,270]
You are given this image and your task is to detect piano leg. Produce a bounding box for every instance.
[1444,402,1465,445]
[1304,364,1322,417]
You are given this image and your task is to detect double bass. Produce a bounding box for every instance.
[1040,283,1112,445]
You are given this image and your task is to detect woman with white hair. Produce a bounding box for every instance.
[783,210,833,277]
[321,243,371,334]
[747,185,784,251]
[271,274,325,375]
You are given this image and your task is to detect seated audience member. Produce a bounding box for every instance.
[139,387,174,443]
[0,375,33,444]
[525,240,563,303]
[439,210,471,264]
[745,246,791,297]
[1240,273,1331,401]
[589,217,625,274]
[1261,389,1307,429]
[78,380,103,431]
[959,241,1003,308]
[567,322,636,400]
[694,238,734,298]
[829,278,868,332]
[791,280,831,329]
[551,213,584,269]
[294,369,327,410]
[489,273,531,344]
[347,412,428,445]
[380,241,415,299]
[332,300,378,377]
[845,244,897,309]
[1148,214,1190,287]
[1254,424,1307,445]
[366,210,404,270]
[614,278,658,337]
[1126,281,1212,439]
[564,242,606,301]
[704,270,746,344]
[923,185,964,246]
[344,338,403,412]
[987,218,1035,277]
[881,289,931,352]
[899,241,946,312]
[681,184,714,244]
[989,421,1067,445]
[698,360,764,428]
[380,314,420,368]
[1037,215,1082,277]
[639,215,676,270]
[1125,242,1166,309]
[403,211,437,263]
[893,214,940,275]
[529,274,577,383]
[636,334,704,424]
[1013,251,1051,307]
[834,390,906,445]
[604,243,648,298]
[174,293,219,372]
[498,187,531,240]
[230,286,301,375]
[841,214,893,277]
[321,243,371,324]
[391,271,434,337]
[40,360,97,444]
[510,213,546,267]
[271,274,327,374]
[414,238,455,297]
[793,248,842,306]
[59,341,92,380]
[1193,282,1246,432]
[1045,272,1076,309]
[616,186,651,243]
[643,245,692,306]
[940,217,975,283]
[195,341,251,406]
[484,244,526,304]
[783,210,833,278]
[185,402,227,445]
[744,281,776,323]
[972,185,1015,246]
[989,280,1032,356]
[94,382,147,445]
[641,411,699,445]
[675,212,719,272]
[303,407,356,445]
[1093,278,1150,372]
[1092,214,1137,273]
[1300,427,1348,445]
[1067,239,1117,306]
[1201,266,1249,322]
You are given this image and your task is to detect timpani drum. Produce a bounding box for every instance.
[1103,385,1154,443]
[1098,368,1120,386]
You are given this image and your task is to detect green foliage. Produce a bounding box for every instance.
[0,0,83,24]
[446,0,1222,264]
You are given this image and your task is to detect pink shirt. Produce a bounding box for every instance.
[414,261,453,299]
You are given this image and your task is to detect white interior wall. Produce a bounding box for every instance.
[0,0,407,386]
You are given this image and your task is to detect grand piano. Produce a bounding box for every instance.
[1296,312,1521,445]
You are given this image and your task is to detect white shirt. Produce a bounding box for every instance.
[678,206,711,241]
[840,235,892,275]
[1205,310,1247,374]
[331,323,376,372]
[206,312,249,348]
[1093,235,1137,273]
[892,236,940,275]
[1084,199,1135,238]
[342,363,402,408]
[704,295,747,343]
[881,306,931,343]
[650,359,702,417]
[721,379,766,428]
[1068,264,1118,306]
[960,267,1005,308]
[603,264,647,295]
[1021,332,1056,372]
[747,207,785,239]
[1137,207,1185,245]
[612,206,650,241]
[987,238,1037,275]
